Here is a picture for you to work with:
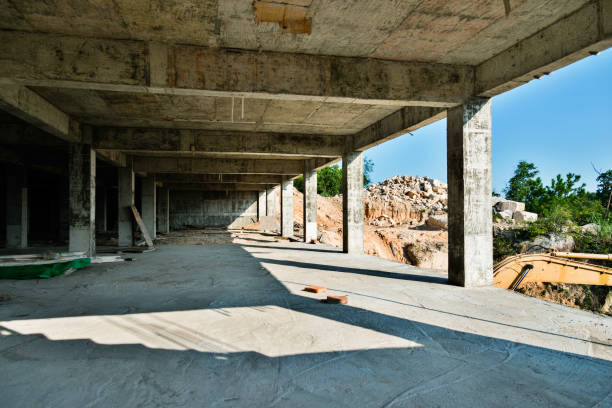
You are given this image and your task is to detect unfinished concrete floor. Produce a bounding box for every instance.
[1,231,611,407]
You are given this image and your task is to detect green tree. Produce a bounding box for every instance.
[504,161,545,212]
[293,156,374,196]
[317,164,343,197]
[504,161,605,225]
[596,170,612,219]
[364,157,375,187]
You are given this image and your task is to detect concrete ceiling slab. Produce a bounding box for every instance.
[33,87,400,135]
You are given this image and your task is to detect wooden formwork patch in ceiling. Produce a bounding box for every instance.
[254,0,312,35]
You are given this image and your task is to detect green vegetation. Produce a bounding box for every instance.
[504,161,608,225]
[495,161,612,267]
[293,156,374,197]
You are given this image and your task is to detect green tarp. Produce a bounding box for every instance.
[0,258,91,280]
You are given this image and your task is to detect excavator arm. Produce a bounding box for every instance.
[493,252,612,290]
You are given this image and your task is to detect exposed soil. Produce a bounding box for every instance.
[293,189,449,271]
[519,282,612,316]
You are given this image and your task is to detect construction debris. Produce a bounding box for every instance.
[304,285,326,294]
[0,252,91,280]
[323,295,348,305]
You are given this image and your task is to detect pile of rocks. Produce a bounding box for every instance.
[492,197,538,224]
[366,176,448,214]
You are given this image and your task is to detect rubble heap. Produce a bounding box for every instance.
[365,176,448,225]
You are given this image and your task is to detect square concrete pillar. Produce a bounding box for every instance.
[257,190,266,220]
[96,187,108,233]
[68,144,96,256]
[6,165,28,248]
[303,160,317,243]
[447,98,493,287]
[157,187,170,234]
[118,167,134,247]
[342,151,364,254]
[280,177,293,237]
[141,175,156,239]
[58,178,69,243]
[266,186,277,216]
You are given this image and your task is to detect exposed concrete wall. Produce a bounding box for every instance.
[447,98,493,287]
[303,162,317,243]
[5,165,27,248]
[141,175,156,239]
[68,143,96,256]
[280,177,293,237]
[157,187,170,234]
[170,190,257,229]
[118,168,134,247]
[342,151,364,254]
[257,190,266,220]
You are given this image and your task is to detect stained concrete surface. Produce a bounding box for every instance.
[1,232,611,407]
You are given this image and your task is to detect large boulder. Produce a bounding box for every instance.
[519,233,575,253]
[513,211,538,223]
[580,223,600,235]
[498,210,513,221]
[495,199,525,213]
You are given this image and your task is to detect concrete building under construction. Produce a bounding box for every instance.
[1,1,611,406]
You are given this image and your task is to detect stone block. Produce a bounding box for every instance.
[496,200,525,213]
[513,211,538,223]
[426,214,448,230]
[498,210,513,220]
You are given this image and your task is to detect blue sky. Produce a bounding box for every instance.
[366,48,612,193]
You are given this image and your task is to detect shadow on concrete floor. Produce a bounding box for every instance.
[1,241,611,406]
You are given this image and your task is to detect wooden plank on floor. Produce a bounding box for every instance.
[130,205,154,248]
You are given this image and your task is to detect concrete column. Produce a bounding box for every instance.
[157,187,170,234]
[342,151,364,254]
[58,178,69,243]
[68,143,96,256]
[280,177,293,237]
[6,165,28,248]
[266,186,276,216]
[257,190,266,220]
[118,167,135,247]
[96,187,108,233]
[303,160,317,243]
[141,175,156,239]
[447,98,493,287]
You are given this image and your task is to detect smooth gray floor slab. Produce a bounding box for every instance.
[1,233,610,407]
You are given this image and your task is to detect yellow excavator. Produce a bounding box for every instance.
[494,251,612,290]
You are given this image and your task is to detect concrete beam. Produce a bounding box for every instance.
[165,183,275,192]
[132,157,329,175]
[156,174,285,185]
[351,107,446,151]
[0,30,474,107]
[0,85,74,142]
[96,150,127,168]
[476,1,612,97]
[94,128,344,158]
